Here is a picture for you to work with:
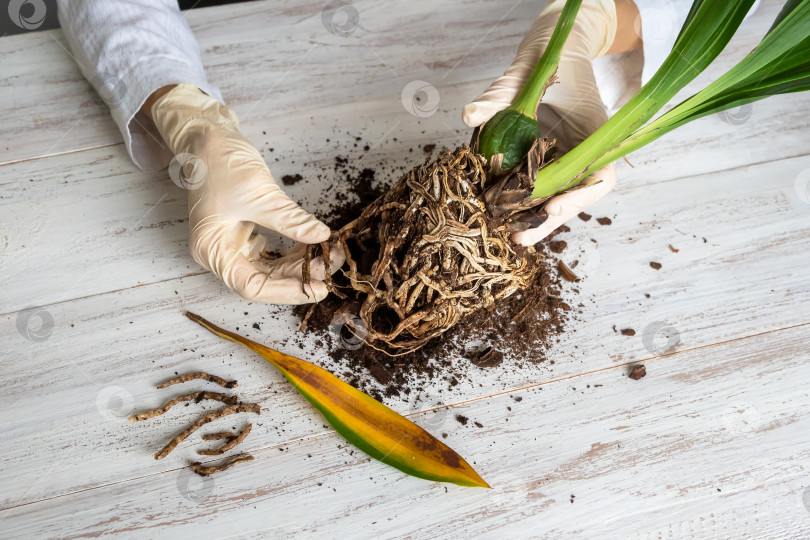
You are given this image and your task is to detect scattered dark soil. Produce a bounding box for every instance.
[629,365,647,380]
[455,414,469,426]
[577,212,592,222]
[596,216,612,226]
[422,143,436,154]
[281,173,303,186]
[620,328,636,336]
[649,261,662,270]
[549,240,567,254]
[290,143,575,401]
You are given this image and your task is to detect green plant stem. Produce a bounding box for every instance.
[510,0,584,119]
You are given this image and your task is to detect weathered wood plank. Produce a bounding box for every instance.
[1,153,808,510]
[0,0,806,183]
[2,92,809,315]
[0,0,534,165]
[1,322,807,538]
[1,0,808,536]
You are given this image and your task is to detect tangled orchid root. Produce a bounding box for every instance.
[303,141,556,355]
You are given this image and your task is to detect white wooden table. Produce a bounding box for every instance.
[2,0,809,537]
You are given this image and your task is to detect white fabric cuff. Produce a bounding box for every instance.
[57,0,223,173]
[111,63,222,173]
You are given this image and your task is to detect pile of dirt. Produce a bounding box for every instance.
[292,147,575,401]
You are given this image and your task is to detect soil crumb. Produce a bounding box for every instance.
[470,347,504,368]
[596,216,612,226]
[649,261,662,270]
[422,143,436,154]
[455,415,469,426]
[578,212,592,222]
[629,365,647,380]
[620,328,636,336]
[557,260,578,282]
[669,244,679,253]
[281,174,303,186]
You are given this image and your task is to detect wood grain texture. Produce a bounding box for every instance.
[0,0,807,175]
[1,0,808,537]
[2,89,809,314]
[1,0,807,314]
[2,323,808,537]
[1,153,808,511]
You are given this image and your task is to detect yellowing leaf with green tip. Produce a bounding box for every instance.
[185,312,490,488]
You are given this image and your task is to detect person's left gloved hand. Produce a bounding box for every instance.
[463,0,619,246]
[151,84,342,304]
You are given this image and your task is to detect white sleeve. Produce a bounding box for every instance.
[594,0,761,114]
[56,0,223,172]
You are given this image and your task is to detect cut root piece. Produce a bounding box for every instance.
[128,391,238,422]
[191,453,254,476]
[202,431,236,440]
[156,371,238,390]
[198,424,252,456]
[305,142,553,354]
[154,403,260,460]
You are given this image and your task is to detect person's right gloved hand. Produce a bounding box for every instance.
[463,0,621,246]
[151,84,343,304]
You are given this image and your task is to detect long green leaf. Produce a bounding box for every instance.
[531,0,756,198]
[185,312,490,488]
[590,1,810,170]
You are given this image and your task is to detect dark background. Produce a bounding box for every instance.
[1,0,248,37]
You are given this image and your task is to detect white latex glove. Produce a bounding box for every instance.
[463,0,619,246]
[152,84,343,304]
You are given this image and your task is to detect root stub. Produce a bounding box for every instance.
[156,372,237,390]
[154,403,260,460]
[191,453,254,476]
[129,391,238,422]
[307,144,548,354]
[198,424,252,456]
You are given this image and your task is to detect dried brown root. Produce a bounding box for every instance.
[156,372,237,390]
[129,391,238,422]
[154,403,260,460]
[198,424,252,456]
[556,259,579,282]
[305,144,549,354]
[202,431,236,440]
[191,453,254,476]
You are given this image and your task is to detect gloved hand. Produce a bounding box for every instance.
[151,84,342,304]
[463,0,619,246]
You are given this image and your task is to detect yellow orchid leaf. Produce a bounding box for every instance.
[185,312,489,488]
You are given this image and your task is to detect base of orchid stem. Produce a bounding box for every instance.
[302,139,556,355]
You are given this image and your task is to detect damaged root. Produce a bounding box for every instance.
[202,431,236,440]
[129,391,238,422]
[156,372,238,390]
[154,403,260,460]
[305,144,547,354]
[191,453,254,476]
[198,424,253,456]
